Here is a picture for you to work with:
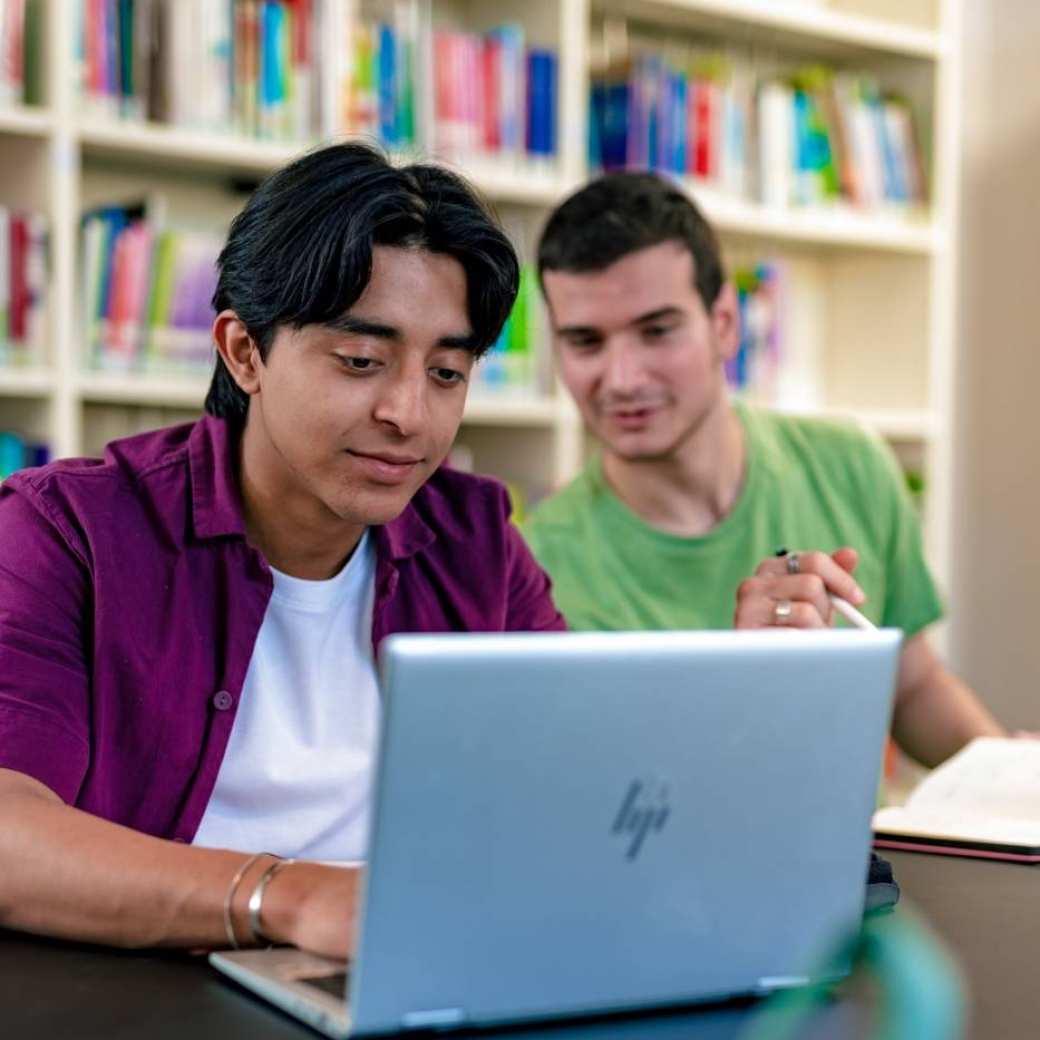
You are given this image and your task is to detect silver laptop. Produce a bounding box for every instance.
[211,628,901,1037]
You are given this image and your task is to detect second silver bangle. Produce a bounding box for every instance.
[247,856,296,946]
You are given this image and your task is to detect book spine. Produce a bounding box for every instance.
[291,0,313,140]
[0,208,10,354]
[377,21,396,147]
[8,214,28,346]
[24,212,46,361]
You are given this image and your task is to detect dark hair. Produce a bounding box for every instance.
[206,142,519,421]
[537,171,725,310]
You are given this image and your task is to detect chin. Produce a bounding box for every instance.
[600,432,674,461]
[327,486,416,527]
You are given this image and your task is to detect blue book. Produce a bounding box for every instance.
[875,101,906,202]
[669,71,687,174]
[525,50,557,157]
[96,207,129,325]
[260,1,285,130]
[378,24,397,146]
[588,82,605,167]
[603,80,629,169]
[0,432,25,481]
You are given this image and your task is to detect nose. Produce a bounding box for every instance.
[603,340,643,397]
[372,368,425,436]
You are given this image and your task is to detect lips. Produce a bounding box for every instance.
[605,405,660,429]
[347,450,424,484]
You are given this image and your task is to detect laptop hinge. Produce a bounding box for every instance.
[401,1008,466,1030]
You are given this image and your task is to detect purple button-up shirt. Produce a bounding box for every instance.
[0,416,564,842]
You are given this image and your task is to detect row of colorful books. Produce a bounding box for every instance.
[590,52,927,211]
[79,196,549,387]
[342,9,419,151]
[0,208,48,368]
[0,0,42,106]
[75,1,560,161]
[0,430,49,480]
[432,27,557,161]
[78,0,318,139]
[82,204,220,373]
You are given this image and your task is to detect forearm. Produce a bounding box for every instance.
[891,648,1005,768]
[0,770,261,948]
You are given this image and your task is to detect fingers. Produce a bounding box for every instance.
[755,549,866,606]
[831,546,859,576]
[735,575,831,629]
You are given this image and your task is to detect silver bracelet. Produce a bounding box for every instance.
[247,857,296,946]
[223,851,275,950]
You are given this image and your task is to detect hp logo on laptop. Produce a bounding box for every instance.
[611,779,670,860]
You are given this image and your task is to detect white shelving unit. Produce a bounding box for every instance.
[0,0,960,596]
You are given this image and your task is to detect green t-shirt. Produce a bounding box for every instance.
[522,404,942,636]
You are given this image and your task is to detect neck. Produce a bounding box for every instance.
[601,397,746,537]
[238,415,366,580]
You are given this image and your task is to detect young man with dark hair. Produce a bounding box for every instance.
[524,171,1003,768]
[0,143,563,958]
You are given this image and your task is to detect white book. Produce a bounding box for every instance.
[873,737,1040,861]
[757,81,793,210]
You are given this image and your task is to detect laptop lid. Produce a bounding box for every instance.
[350,628,901,1034]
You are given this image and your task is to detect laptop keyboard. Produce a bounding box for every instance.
[299,971,350,998]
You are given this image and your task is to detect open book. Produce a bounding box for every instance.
[873,737,1040,862]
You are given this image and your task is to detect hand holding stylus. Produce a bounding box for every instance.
[734,547,872,630]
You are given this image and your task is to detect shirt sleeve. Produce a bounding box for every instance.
[865,436,944,639]
[504,518,567,633]
[0,480,92,802]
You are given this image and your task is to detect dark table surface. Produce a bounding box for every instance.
[1,851,1035,1039]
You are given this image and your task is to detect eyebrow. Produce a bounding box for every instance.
[556,306,685,339]
[324,314,478,352]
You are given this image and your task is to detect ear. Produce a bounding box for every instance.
[709,281,741,364]
[213,310,264,396]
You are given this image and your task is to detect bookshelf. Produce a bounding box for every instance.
[0,0,960,605]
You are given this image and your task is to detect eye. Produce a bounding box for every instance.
[430,367,466,386]
[641,325,673,341]
[338,356,381,373]
[565,336,603,353]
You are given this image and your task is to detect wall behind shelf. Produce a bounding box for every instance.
[949,0,1040,729]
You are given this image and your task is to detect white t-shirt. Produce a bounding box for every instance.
[193,531,380,861]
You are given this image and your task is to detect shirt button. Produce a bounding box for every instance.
[212,689,234,711]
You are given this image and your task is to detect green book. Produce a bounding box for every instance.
[22,0,43,105]
[508,266,532,355]
[144,232,177,365]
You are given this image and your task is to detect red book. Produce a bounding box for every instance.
[290,0,311,63]
[481,37,501,152]
[693,80,714,178]
[9,214,28,343]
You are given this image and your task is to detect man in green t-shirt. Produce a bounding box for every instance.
[523,171,1003,768]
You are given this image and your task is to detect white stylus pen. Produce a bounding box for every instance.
[830,595,877,631]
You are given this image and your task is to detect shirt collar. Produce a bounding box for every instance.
[188,414,435,561]
[188,415,247,540]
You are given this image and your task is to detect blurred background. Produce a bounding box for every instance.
[0,0,1032,738]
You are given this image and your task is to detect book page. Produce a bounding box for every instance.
[902,737,1040,821]
[873,805,1040,846]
